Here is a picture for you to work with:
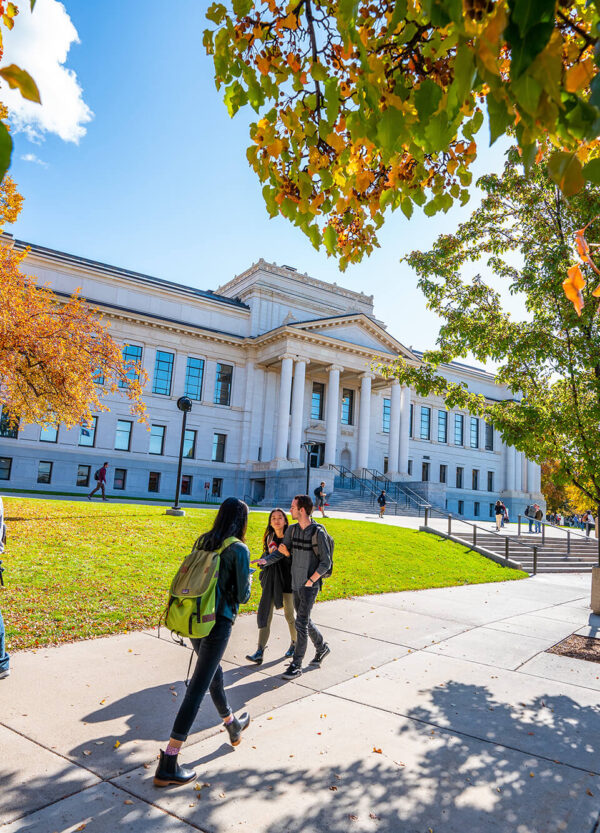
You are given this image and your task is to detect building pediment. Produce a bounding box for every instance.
[290,314,416,360]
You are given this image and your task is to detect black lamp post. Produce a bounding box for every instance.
[302,441,319,495]
[166,396,192,517]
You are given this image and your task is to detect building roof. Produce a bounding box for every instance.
[410,349,496,381]
[8,235,250,310]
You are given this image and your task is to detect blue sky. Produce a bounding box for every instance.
[5,0,509,356]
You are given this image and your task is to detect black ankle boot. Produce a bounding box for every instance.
[246,647,264,665]
[284,642,295,658]
[153,750,197,787]
[225,712,250,746]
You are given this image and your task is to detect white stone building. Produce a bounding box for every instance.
[0,236,544,520]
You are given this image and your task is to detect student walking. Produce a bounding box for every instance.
[313,482,328,517]
[154,498,252,788]
[534,504,543,534]
[524,504,534,533]
[494,499,504,532]
[257,494,332,681]
[502,505,509,528]
[583,510,595,538]
[246,508,296,665]
[88,462,109,501]
[377,490,387,518]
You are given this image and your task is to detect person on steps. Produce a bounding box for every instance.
[377,490,386,518]
[314,482,328,517]
[494,499,504,532]
[154,498,252,788]
[246,508,297,665]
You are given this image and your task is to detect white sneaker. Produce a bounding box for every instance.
[0,669,10,679]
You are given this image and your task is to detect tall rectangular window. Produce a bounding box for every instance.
[149,424,165,455]
[456,466,464,488]
[420,406,431,440]
[0,408,18,439]
[474,501,480,517]
[181,474,192,495]
[212,477,223,497]
[470,417,479,448]
[458,499,464,515]
[148,471,161,492]
[309,443,325,468]
[422,461,430,482]
[382,398,391,433]
[37,461,52,484]
[487,470,494,492]
[454,414,464,445]
[341,389,354,426]
[212,432,226,462]
[119,344,143,388]
[114,468,127,490]
[115,419,132,451]
[79,416,97,447]
[183,428,196,459]
[489,503,495,518]
[184,357,205,400]
[152,350,174,396]
[485,422,494,451]
[409,403,414,436]
[472,469,479,490]
[311,382,325,420]
[438,411,448,443]
[214,363,233,406]
[40,425,58,443]
[407,459,413,476]
[0,457,11,480]
[77,464,91,487]
[440,464,447,484]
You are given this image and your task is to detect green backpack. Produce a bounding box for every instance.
[163,535,239,640]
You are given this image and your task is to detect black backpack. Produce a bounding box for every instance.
[94,468,101,481]
[310,523,334,580]
[314,486,321,497]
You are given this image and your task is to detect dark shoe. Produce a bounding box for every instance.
[282,661,302,680]
[0,669,10,680]
[284,642,295,659]
[153,750,196,788]
[246,647,264,665]
[224,712,250,746]
[311,644,331,665]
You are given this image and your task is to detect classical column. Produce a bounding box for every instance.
[357,372,374,472]
[514,451,523,492]
[387,381,401,478]
[274,354,294,461]
[526,459,536,495]
[398,385,411,475]
[534,463,542,494]
[289,358,309,462]
[505,444,516,491]
[324,364,342,466]
[240,360,255,464]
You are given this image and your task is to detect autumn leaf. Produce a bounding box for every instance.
[372,747,382,754]
[563,265,586,316]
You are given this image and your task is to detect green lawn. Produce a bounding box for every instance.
[1,498,525,651]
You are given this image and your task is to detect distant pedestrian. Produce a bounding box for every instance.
[313,482,328,518]
[0,496,9,680]
[583,510,595,539]
[524,504,534,533]
[534,504,543,534]
[88,462,109,501]
[503,505,509,527]
[494,500,504,532]
[377,490,387,518]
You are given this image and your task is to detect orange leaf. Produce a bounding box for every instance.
[565,60,595,93]
[563,265,586,316]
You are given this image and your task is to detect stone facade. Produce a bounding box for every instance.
[0,236,545,520]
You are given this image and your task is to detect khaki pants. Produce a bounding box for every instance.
[258,593,297,649]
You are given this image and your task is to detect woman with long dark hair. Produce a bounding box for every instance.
[154,497,252,788]
[246,508,296,665]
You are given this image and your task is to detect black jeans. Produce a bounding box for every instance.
[293,586,324,664]
[170,614,233,742]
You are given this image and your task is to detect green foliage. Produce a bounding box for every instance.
[2,498,523,651]
[391,148,600,506]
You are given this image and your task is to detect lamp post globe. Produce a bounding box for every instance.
[166,398,194,516]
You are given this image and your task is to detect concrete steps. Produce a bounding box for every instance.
[452,531,598,574]
[327,488,422,517]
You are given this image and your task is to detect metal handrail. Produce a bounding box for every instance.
[518,513,592,555]
[362,467,431,516]
[424,504,540,574]
[329,464,404,515]
[243,493,258,507]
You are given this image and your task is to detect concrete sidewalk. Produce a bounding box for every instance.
[1,574,600,832]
